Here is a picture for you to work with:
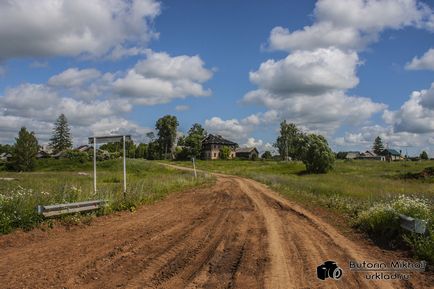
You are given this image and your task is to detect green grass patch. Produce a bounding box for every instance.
[0,159,212,234]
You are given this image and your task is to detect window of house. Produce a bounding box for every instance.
[214,152,217,157]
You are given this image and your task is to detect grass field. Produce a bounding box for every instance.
[171,159,434,210]
[171,159,434,261]
[0,159,211,234]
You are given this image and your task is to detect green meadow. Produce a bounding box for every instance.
[0,159,210,234]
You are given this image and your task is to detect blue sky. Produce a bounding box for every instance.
[0,0,433,156]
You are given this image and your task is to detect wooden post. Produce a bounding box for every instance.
[123,135,127,195]
[93,137,97,194]
[192,157,197,179]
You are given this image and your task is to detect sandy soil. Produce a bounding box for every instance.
[0,169,432,288]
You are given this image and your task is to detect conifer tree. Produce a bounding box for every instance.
[10,127,39,171]
[372,136,384,155]
[50,114,72,153]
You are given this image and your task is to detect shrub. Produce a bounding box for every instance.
[404,234,434,262]
[355,195,433,261]
[392,195,431,220]
[219,146,231,160]
[355,203,399,240]
[301,134,335,173]
[65,150,88,163]
[420,150,429,160]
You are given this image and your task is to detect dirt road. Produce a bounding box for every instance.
[0,172,432,288]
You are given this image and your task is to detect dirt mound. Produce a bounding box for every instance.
[401,167,434,180]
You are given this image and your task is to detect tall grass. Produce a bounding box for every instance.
[0,159,211,234]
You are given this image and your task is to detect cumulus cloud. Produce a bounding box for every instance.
[204,117,248,141]
[0,49,214,144]
[204,113,281,147]
[114,50,213,105]
[383,83,434,134]
[1,83,131,125]
[48,68,102,87]
[242,137,274,153]
[250,48,359,95]
[406,48,434,70]
[0,0,160,60]
[267,0,433,52]
[333,123,434,156]
[244,47,385,134]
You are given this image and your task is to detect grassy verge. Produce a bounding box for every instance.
[170,159,434,262]
[0,159,212,234]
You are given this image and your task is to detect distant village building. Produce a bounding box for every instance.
[381,149,402,161]
[345,151,360,159]
[36,151,50,159]
[0,152,12,162]
[201,134,237,160]
[76,145,92,153]
[235,147,259,160]
[357,151,385,161]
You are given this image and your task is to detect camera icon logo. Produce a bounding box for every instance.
[317,260,343,280]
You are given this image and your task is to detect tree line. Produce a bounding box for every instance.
[1,114,209,171]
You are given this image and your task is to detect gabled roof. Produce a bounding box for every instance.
[361,151,377,157]
[382,149,401,156]
[202,134,238,146]
[235,147,258,153]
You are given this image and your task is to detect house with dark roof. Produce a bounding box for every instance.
[357,150,385,161]
[201,134,238,160]
[0,152,12,162]
[235,147,259,160]
[381,149,402,161]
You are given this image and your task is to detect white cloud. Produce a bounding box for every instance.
[0,0,160,60]
[383,83,434,133]
[0,49,214,144]
[406,48,434,70]
[244,47,385,135]
[204,117,247,141]
[268,24,368,52]
[267,0,433,52]
[242,137,274,153]
[114,51,213,105]
[250,48,359,95]
[1,83,131,126]
[48,68,102,88]
[333,124,434,156]
[135,50,213,82]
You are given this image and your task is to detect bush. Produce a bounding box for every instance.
[65,150,88,163]
[301,134,335,173]
[355,203,399,239]
[392,195,431,220]
[355,195,433,261]
[219,146,231,160]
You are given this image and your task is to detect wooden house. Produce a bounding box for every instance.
[235,147,259,160]
[201,134,237,160]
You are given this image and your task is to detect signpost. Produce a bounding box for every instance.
[89,135,131,195]
[192,157,197,179]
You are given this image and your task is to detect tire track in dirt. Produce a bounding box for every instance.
[0,166,432,289]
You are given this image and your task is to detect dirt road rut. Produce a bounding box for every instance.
[0,173,431,288]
